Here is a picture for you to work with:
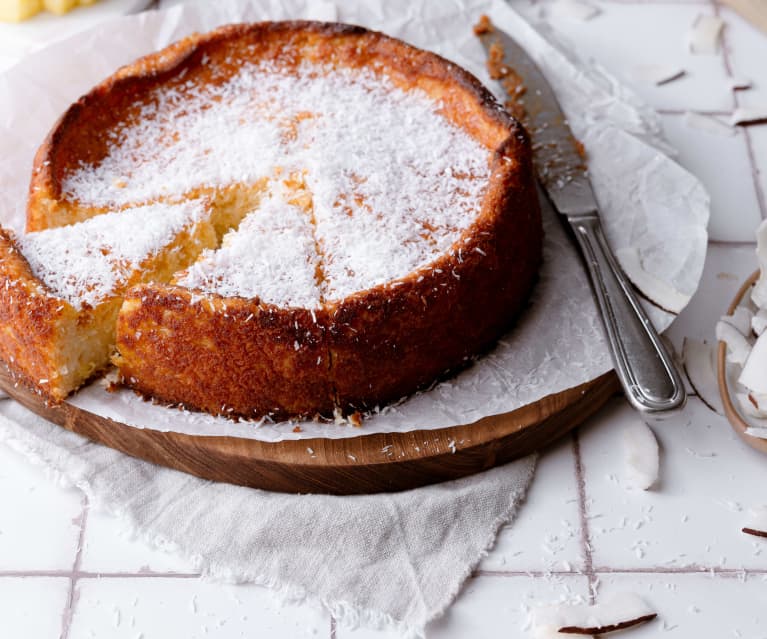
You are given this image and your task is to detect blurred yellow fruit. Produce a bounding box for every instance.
[0,0,100,21]
[0,0,43,22]
[44,0,78,14]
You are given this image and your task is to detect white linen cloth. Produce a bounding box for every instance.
[0,0,709,636]
[0,400,535,637]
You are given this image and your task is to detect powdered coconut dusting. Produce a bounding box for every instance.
[58,61,491,305]
[18,200,208,310]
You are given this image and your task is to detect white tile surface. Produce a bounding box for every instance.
[0,577,70,639]
[79,509,197,574]
[479,437,585,573]
[660,112,761,242]
[526,2,734,111]
[0,442,82,571]
[336,574,590,638]
[68,577,330,639]
[665,243,757,352]
[720,7,767,109]
[579,397,767,570]
[594,572,767,638]
[748,124,767,216]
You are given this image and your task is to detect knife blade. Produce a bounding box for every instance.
[477,23,686,413]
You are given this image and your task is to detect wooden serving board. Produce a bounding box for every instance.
[0,366,619,494]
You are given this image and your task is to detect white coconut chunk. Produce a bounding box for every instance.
[688,14,724,54]
[623,420,660,490]
[720,307,754,336]
[744,426,767,439]
[683,112,737,137]
[752,309,767,337]
[742,505,767,538]
[633,64,686,86]
[730,107,767,126]
[728,77,752,91]
[682,339,724,414]
[753,220,767,307]
[717,321,753,366]
[549,0,601,21]
[739,331,767,393]
[736,392,767,419]
[615,247,690,313]
[533,592,657,636]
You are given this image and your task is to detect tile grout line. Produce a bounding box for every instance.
[59,494,88,639]
[715,0,767,221]
[571,430,597,601]
[475,566,767,576]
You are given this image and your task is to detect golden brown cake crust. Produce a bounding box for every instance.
[28,20,542,419]
[0,228,71,400]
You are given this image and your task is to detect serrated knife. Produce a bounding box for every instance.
[478,26,686,413]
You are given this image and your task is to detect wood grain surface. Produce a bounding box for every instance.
[718,270,767,455]
[0,365,619,494]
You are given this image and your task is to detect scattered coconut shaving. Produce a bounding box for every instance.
[688,14,725,54]
[752,309,767,336]
[615,247,690,313]
[720,306,754,336]
[623,420,659,490]
[738,331,767,393]
[633,64,686,86]
[742,505,767,538]
[533,592,657,636]
[683,112,736,137]
[738,392,767,419]
[744,426,767,439]
[549,0,601,21]
[728,77,752,91]
[718,320,752,366]
[730,107,767,126]
[682,338,724,414]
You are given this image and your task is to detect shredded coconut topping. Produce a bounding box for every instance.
[176,189,321,308]
[19,201,207,309]
[58,61,491,306]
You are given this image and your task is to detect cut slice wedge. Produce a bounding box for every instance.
[0,200,217,400]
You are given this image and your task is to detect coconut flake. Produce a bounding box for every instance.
[633,64,686,86]
[739,331,767,393]
[736,392,767,419]
[744,426,767,439]
[742,505,767,538]
[623,420,660,490]
[720,306,754,336]
[682,338,724,414]
[717,321,753,366]
[615,247,690,313]
[549,0,601,21]
[728,77,752,91]
[730,107,767,126]
[683,112,736,137]
[752,309,767,337]
[688,14,725,54]
[533,592,657,636]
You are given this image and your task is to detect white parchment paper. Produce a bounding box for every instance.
[0,0,709,442]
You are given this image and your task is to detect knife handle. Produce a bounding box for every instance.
[568,214,686,413]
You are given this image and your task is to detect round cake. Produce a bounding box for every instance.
[12,21,542,420]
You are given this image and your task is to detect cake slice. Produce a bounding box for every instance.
[0,200,217,400]
[114,184,333,418]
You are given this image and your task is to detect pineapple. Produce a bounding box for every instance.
[0,0,101,22]
[0,0,42,22]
